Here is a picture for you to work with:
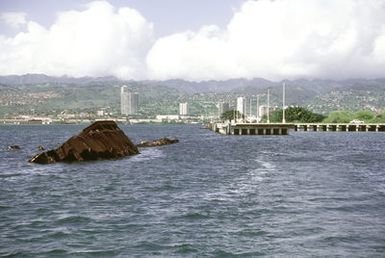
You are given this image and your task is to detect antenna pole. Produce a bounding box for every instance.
[249,98,252,122]
[282,82,286,124]
[234,109,236,123]
[256,94,259,123]
[267,89,270,123]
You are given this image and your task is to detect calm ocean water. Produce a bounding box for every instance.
[1,124,385,257]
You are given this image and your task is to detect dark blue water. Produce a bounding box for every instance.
[1,124,385,257]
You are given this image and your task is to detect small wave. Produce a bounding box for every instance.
[55,215,92,225]
[235,229,267,237]
[132,241,198,255]
[161,183,177,191]
[174,243,198,254]
[181,212,210,220]
[37,248,68,256]
[1,249,67,257]
[130,148,165,162]
[0,204,12,210]
[255,159,275,170]
[12,219,46,230]
[133,241,169,251]
[211,249,237,257]
[46,231,71,239]
[6,248,69,257]
[212,249,265,257]
[152,183,179,192]
[69,249,121,256]
[0,173,23,178]
[322,235,357,244]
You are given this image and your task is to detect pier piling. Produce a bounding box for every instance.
[211,122,385,135]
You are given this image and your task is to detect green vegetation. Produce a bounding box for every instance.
[323,110,385,123]
[2,77,385,122]
[220,110,241,121]
[322,111,353,123]
[269,107,385,123]
[309,87,385,114]
[270,106,325,123]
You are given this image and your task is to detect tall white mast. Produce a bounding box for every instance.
[249,98,252,121]
[267,89,270,123]
[233,109,236,123]
[256,94,259,123]
[282,82,286,124]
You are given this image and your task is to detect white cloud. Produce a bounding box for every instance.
[1,0,385,81]
[0,12,27,29]
[0,1,153,79]
[147,0,385,81]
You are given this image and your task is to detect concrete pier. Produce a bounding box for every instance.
[213,122,294,135]
[211,122,385,135]
[294,123,385,132]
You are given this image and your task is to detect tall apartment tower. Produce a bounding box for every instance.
[236,97,246,115]
[128,92,139,114]
[179,102,189,116]
[121,85,139,115]
[218,102,230,117]
[121,85,129,115]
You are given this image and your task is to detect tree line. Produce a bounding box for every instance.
[221,107,385,123]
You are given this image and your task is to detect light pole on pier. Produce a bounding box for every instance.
[233,109,236,123]
[282,82,286,124]
[267,89,270,123]
[249,98,252,122]
[256,94,259,123]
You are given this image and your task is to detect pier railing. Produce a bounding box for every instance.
[211,122,385,135]
[293,123,385,132]
[213,122,294,135]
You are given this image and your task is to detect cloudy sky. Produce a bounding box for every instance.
[0,0,385,81]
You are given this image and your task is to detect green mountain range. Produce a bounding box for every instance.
[1,74,384,117]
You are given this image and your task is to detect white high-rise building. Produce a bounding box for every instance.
[236,97,246,115]
[259,105,269,118]
[128,92,139,114]
[179,102,189,115]
[121,85,139,115]
[217,102,230,117]
[121,85,129,115]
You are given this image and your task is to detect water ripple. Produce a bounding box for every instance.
[1,125,385,257]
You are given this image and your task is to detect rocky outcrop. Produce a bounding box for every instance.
[7,145,21,151]
[29,121,139,164]
[136,137,179,148]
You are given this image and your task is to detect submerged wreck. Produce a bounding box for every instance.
[137,138,179,148]
[29,121,139,164]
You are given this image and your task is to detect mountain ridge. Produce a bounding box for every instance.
[1,74,384,94]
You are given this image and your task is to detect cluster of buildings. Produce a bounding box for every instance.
[119,83,274,123]
[120,84,286,124]
[2,85,277,125]
[120,85,191,117]
[119,86,196,123]
[217,96,272,122]
[0,80,286,125]
[120,83,274,122]
[218,84,287,123]
[0,91,59,107]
